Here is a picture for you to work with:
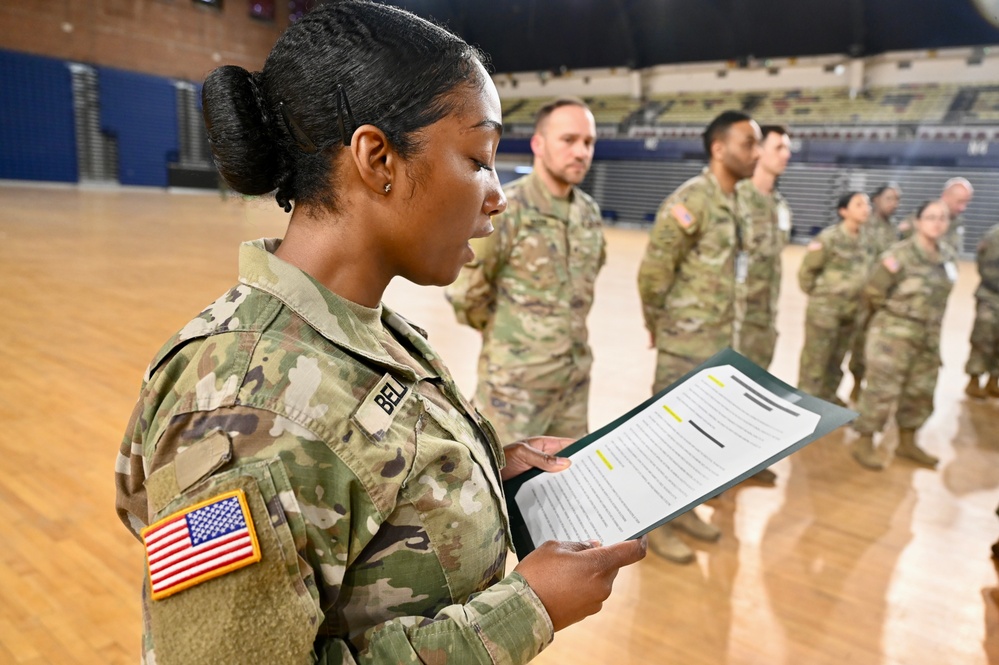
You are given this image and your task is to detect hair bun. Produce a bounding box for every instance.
[202,65,281,196]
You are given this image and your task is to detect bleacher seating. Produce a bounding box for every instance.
[499,82,999,139]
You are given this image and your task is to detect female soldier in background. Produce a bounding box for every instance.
[113,3,645,663]
[797,192,872,405]
[852,201,956,470]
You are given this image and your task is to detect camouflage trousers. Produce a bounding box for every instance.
[848,307,873,381]
[474,368,591,444]
[965,298,999,377]
[854,324,940,435]
[737,322,777,370]
[653,351,705,393]
[798,305,855,401]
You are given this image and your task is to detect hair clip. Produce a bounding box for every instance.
[336,84,356,147]
[279,101,318,154]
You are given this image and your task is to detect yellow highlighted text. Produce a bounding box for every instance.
[708,374,725,388]
[663,405,683,422]
[596,449,614,470]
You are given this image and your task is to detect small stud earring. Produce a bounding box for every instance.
[383,183,392,194]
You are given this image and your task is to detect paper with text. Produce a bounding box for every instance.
[514,364,821,546]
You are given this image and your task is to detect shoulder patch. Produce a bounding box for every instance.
[142,489,261,601]
[806,240,823,252]
[882,256,901,273]
[670,203,695,228]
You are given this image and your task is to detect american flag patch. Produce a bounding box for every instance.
[883,255,901,273]
[141,489,261,600]
[670,203,695,228]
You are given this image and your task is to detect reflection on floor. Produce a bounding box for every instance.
[0,184,997,664]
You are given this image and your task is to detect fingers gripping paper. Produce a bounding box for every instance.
[505,348,855,556]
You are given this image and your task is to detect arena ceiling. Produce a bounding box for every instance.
[388,0,999,73]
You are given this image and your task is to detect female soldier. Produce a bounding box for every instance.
[797,192,873,405]
[113,3,645,663]
[849,183,902,400]
[852,200,956,470]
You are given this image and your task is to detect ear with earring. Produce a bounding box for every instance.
[383,183,392,194]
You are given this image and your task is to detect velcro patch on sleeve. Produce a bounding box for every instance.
[806,240,823,252]
[142,489,261,601]
[882,256,901,273]
[670,203,695,228]
[352,373,412,442]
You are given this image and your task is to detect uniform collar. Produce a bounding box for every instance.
[522,169,574,219]
[908,236,955,264]
[238,239,438,380]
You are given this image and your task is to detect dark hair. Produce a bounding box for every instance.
[202,1,485,213]
[759,124,789,141]
[871,183,900,199]
[915,199,941,219]
[836,191,865,213]
[534,97,590,131]
[702,110,753,156]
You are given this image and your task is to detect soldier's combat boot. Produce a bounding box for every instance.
[849,375,863,403]
[852,434,887,471]
[966,375,987,400]
[896,428,939,468]
[648,525,695,564]
[672,510,721,542]
[987,375,999,398]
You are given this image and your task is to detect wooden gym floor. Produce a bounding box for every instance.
[1,183,998,664]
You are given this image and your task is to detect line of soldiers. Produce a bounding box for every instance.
[445,98,998,564]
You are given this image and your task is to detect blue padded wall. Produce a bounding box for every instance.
[0,49,77,182]
[98,67,178,187]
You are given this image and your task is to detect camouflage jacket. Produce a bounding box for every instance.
[115,239,553,665]
[861,211,898,260]
[865,236,958,344]
[639,168,742,356]
[798,223,873,319]
[736,178,792,327]
[976,224,999,305]
[445,171,605,385]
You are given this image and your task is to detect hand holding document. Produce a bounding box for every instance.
[503,348,857,558]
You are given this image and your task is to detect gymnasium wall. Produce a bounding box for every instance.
[0,0,280,82]
[0,49,77,183]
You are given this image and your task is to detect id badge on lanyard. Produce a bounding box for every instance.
[736,251,749,284]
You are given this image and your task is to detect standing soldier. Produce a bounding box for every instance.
[446,97,604,443]
[897,177,973,254]
[965,224,999,399]
[852,201,957,470]
[797,192,873,406]
[850,183,902,401]
[735,125,793,370]
[638,110,761,563]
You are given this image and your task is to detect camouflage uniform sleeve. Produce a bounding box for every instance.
[797,236,827,294]
[445,211,516,331]
[637,196,700,333]
[896,214,915,241]
[863,253,901,311]
[978,228,999,294]
[116,410,552,665]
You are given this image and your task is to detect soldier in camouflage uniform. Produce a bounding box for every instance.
[115,6,645,663]
[852,201,957,470]
[735,125,793,370]
[897,177,973,254]
[446,98,604,444]
[797,192,873,406]
[638,110,760,563]
[965,224,999,399]
[849,184,902,401]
